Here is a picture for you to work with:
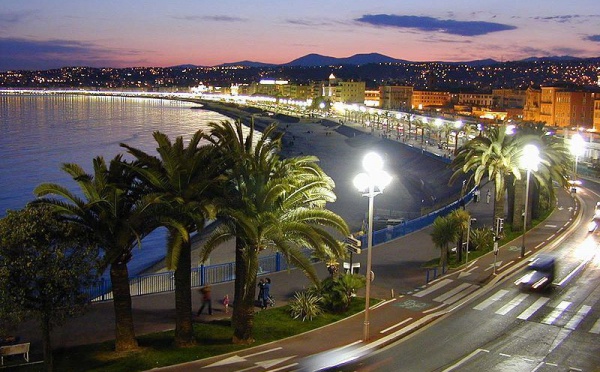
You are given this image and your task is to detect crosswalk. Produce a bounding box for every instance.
[472,288,600,333]
[413,278,600,334]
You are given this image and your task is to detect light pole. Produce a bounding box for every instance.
[465,217,476,264]
[353,152,391,342]
[520,144,540,258]
[571,133,585,181]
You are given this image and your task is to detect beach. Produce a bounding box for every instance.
[102,98,464,273]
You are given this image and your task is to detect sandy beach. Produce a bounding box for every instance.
[140,100,463,273]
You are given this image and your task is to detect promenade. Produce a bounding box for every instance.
[12,103,580,370]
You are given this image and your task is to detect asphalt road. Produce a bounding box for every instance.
[328,185,600,372]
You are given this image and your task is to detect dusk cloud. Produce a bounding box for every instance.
[586,35,600,42]
[355,14,516,36]
[0,38,144,70]
[533,14,600,23]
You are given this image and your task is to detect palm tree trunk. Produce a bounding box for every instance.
[512,177,525,230]
[232,238,258,344]
[110,261,139,351]
[174,239,194,346]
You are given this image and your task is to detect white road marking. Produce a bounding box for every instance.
[474,289,509,310]
[589,318,600,334]
[433,283,471,302]
[414,278,453,297]
[517,297,550,320]
[565,305,592,330]
[441,348,489,372]
[380,318,413,334]
[443,284,479,305]
[496,293,528,315]
[542,301,571,325]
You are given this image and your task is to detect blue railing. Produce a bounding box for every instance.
[88,250,298,302]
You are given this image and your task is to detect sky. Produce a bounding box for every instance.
[1,0,599,71]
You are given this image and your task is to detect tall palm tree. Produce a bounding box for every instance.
[201,120,349,344]
[450,127,522,222]
[121,130,222,346]
[431,215,459,270]
[34,155,162,351]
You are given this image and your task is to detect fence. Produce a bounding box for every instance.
[88,250,292,302]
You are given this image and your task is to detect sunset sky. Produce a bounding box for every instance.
[1,0,599,71]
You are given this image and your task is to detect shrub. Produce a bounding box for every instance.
[313,274,366,313]
[289,291,322,321]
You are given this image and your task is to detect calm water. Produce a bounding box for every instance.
[0,93,231,276]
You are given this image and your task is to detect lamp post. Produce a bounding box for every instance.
[571,133,585,181]
[465,218,476,264]
[520,144,540,258]
[353,152,391,342]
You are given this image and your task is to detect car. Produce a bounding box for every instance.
[515,254,556,291]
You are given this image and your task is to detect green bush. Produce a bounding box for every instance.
[310,274,366,313]
[289,291,322,321]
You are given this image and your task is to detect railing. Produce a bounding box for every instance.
[88,250,294,302]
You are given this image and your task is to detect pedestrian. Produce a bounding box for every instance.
[197,285,212,316]
[474,188,480,203]
[257,278,265,305]
[486,189,491,204]
[222,294,230,314]
[261,278,271,309]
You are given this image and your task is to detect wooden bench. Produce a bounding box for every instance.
[0,342,29,365]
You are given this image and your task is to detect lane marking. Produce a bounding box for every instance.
[414,279,453,298]
[565,305,592,330]
[517,297,550,320]
[441,348,489,372]
[542,301,571,325]
[443,285,479,305]
[557,259,589,286]
[433,283,471,302]
[589,318,600,334]
[422,303,447,314]
[496,293,528,315]
[474,289,508,311]
[380,317,413,334]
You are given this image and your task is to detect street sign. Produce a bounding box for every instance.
[493,241,499,255]
[346,235,362,254]
[346,244,361,254]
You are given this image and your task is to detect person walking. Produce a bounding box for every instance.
[197,285,212,316]
[261,278,271,309]
[257,278,265,305]
[486,189,491,204]
[222,294,230,314]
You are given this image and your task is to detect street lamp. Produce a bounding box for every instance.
[570,133,585,181]
[353,152,392,342]
[520,144,540,258]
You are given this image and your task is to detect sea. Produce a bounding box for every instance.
[0,93,232,277]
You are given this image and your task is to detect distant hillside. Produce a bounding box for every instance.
[284,53,407,67]
[218,60,277,68]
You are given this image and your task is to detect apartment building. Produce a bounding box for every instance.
[411,90,451,109]
[379,85,413,110]
[539,87,595,128]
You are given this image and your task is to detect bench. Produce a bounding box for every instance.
[0,342,29,365]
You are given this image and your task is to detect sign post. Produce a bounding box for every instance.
[493,241,499,274]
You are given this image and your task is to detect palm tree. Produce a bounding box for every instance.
[450,127,522,222]
[201,120,349,344]
[431,215,459,270]
[121,130,222,346]
[34,155,162,351]
[449,208,472,262]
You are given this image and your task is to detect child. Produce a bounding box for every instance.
[222,294,230,314]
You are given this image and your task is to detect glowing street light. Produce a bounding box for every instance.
[353,152,392,342]
[571,133,585,181]
[520,144,540,258]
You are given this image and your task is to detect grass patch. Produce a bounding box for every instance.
[13,298,372,372]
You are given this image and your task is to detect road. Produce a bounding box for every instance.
[325,185,600,372]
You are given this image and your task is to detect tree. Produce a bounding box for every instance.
[34,155,163,351]
[430,215,459,269]
[121,130,221,346]
[201,120,349,344]
[449,208,472,262]
[0,205,98,371]
[450,127,522,222]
